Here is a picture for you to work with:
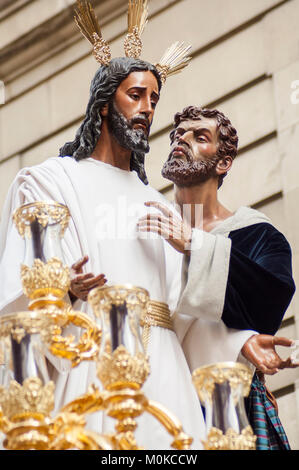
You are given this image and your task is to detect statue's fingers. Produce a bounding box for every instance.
[82,274,106,288]
[258,364,279,375]
[273,336,294,348]
[137,221,171,240]
[144,201,178,222]
[87,277,107,290]
[72,255,89,272]
[138,214,169,225]
[72,273,94,283]
[280,357,299,369]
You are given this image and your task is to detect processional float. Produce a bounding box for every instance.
[0,201,256,450]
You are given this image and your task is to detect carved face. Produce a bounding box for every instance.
[107,71,160,153]
[162,118,221,186]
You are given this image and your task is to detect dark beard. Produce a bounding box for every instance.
[107,101,150,153]
[162,153,220,187]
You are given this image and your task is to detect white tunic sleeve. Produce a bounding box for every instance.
[177,228,232,322]
[173,228,257,372]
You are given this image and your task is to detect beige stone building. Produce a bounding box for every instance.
[0,0,299,448]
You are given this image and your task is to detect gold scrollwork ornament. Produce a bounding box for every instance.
[203,426,257,451]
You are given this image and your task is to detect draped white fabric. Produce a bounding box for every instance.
[0,156,263,449]
[0,156,204,449]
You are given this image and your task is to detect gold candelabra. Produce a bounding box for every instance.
[59,284,193,450]
[0,202,194,450]
[0,201,256,450]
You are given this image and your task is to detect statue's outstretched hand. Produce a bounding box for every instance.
[241,334,299,375]
[69,255,107,302]
[137,201,192,255]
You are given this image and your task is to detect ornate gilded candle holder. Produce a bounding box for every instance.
[13,201,71,312]
[0,309,105,450]
[61,284,193,450]
[192,362,256,450]
[0,310,56,449]
[0,202,103,450]
[11,202,101,367]
[0,377,55,450]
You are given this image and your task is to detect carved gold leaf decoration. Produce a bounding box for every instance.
[97,345,150,390]
[0,378,55,420]
[203,426,256,450]
[21,257,70,299]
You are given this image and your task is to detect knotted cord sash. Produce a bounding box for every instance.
[140,300,173,351]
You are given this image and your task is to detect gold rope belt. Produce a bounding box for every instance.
[140,300,173,350]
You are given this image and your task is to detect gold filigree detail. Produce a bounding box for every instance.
[97,345,150,390]
[124,27,142,59]
[124,1,148,59]
[13,201,70,239]
[192,362,252,405]
[203,426,256,450]
[92,33,112,65]
[0,378,55,421]
[21,257,70,300]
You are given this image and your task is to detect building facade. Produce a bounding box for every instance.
[0,0,299,448]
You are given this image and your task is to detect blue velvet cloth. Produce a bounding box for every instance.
[222,223,295,335]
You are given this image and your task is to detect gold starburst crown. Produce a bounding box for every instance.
[74,0,192,84]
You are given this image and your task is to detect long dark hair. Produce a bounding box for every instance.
[59,57,162,184]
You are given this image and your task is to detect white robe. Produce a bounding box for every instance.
[0,156,205,450]
[0,156,256,449]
